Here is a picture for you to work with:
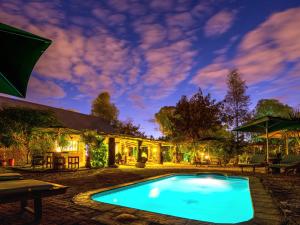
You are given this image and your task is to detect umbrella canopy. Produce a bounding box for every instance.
[0,23,51,97]
[233,116,298,133]
[234,116,300,160]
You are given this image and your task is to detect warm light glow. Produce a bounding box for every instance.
[149,187,160,198]
[204,155,210,160]
[56,146,61,152]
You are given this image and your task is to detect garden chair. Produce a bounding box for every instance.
[267,154,300,175]
[238,154,266,173]
[31,155,45,169]
[0,172,68,221]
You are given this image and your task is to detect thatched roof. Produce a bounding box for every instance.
[0,96,114,134]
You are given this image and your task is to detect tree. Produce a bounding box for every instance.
[254,99,293,118]
[224,69,250,129]
[0,107,59,163]
[114,119,146,138]
[91,92,119,124]
[154,106,176,137]
[171,89,224,144]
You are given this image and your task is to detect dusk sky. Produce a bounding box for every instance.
[1,0,300,137]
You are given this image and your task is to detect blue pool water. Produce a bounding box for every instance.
[92,174,254,224]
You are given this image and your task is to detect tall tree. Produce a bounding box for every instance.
[0,107,59,163]
[224,69,250,129]
[91,92,119,124]
[154,106,176,138]
[254,99,293,118]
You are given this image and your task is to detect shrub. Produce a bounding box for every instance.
[90,142,108,168]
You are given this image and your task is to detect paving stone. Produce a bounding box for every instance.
[1,167,297,225]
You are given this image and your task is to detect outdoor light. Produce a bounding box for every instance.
[56,146,61,152]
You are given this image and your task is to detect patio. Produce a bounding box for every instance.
[0,165,299,225]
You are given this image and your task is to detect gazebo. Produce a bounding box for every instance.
[234,116,300,161]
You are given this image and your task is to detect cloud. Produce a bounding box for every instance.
[191,56,231,91]
[149,0,174,12]
[142,40,197,98]
[27,77,66,99]
[0,0,220,108]
[235,7,300,84]
[193,7,300,95]
[204,10,235,37]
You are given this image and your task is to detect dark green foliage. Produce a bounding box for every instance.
[254,99,293,118]
[82,131,108,168]
[170,89,225,143]
[113,119,146,138]
[224,70,250,128]
[30,133,56,156]
[91,92,119,124]
[90,140,108,168]
[155,106,176,137]
[0,107,59,163]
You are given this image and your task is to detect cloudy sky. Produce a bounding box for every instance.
[1,0,300,137]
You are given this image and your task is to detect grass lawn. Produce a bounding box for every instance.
[0,165,299,225]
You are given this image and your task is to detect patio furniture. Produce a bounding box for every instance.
[53,156,66,170]
[267,154,300,175]
[0,173,22,181]
[238,154,266,173]
[0,177,68,221]
[68,156,80,169]
[31,155,45,169]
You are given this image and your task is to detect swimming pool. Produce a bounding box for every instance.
[92,174,254,224]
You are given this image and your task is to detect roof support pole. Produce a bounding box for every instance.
[285,135,289,155]
[157,143,162,164]
[266,121,269,162]
[137,140,142,163]
[108,137,116,167]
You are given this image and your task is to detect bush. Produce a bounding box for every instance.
[82,131,108,168]
[90,143,108,168]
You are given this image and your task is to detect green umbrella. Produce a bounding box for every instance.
[0,23,52,97]
[234,116,300,161]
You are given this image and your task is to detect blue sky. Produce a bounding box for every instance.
[1,0,300,137]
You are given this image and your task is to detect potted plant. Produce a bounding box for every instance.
[1,159,7,167]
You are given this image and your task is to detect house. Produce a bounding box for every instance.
[0,96,173,167]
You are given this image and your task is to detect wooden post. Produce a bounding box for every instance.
[157,143,162,164]
[266,121,269,163]
[34,197,42,221]
[108,137,116,167]
[137,140,142,162]
[285,136,289,155]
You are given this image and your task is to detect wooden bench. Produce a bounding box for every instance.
[0,178,68,221]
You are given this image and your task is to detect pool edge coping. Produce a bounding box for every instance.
[73,173,282,225]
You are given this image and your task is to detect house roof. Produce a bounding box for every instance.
[0,96,114,134]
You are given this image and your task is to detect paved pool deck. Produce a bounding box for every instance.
[0,165,299,225]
